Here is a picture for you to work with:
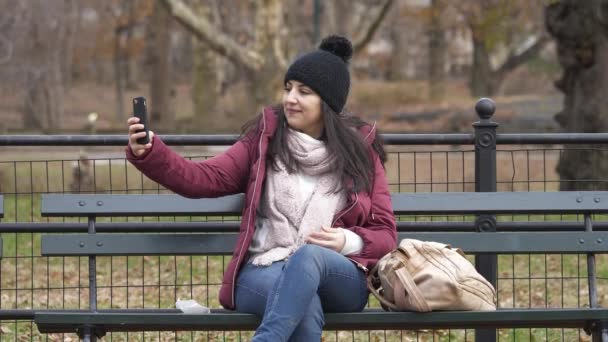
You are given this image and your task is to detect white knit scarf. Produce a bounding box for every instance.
[249,129,346,266]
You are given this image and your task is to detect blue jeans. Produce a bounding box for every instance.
[235,244,369,342]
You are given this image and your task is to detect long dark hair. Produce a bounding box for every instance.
[242,103,386,195]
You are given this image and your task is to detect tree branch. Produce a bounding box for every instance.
[352,0,394,54]
[159,0,263,71]
[0,34,13,64]
[268,0,288,69]
[496,34,551,76]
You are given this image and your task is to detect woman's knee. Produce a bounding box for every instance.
[289,245,329,277]
[292,244,331,265]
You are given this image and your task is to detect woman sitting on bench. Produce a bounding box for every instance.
[126,35,397,342]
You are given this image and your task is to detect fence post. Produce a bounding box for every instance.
[473,98,498,342]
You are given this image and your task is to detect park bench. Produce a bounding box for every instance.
[33,192,608,341]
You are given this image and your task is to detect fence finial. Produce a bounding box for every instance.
[475,98,496,120]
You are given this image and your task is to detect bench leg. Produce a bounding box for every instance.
[591,321,608,342]
[592,331,608,342]
[475,328,495,342]
[81,329,96,342]
[78,326,104,341]
[82,334,96,342]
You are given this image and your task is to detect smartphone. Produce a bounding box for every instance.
[133,97,150,144]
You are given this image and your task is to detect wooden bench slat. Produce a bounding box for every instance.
[41,234,238,256]
[392,191,608,214]
[42,192,608,217]
[399,232,608,253]
[40,232,608,256]
[41,194,244,217]
[34,308,608,333]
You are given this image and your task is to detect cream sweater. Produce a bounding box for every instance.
[248,130,363,266]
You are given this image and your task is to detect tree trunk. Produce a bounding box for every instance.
[147,0,173,128]
[125,0,139,90]
[61,0,77,89]
[470,35,495,97]
[191,1,220,131]
[326,0,351,36]
[428,0,446,100]
[24,52,63,133]
[23,3,64,133]
[247,0,284,115]
[114,27,127,122]
[546,0,608,190]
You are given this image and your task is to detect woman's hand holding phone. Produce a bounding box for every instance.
[128,117,155,157]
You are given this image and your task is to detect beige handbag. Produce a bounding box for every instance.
[367,239,497,312]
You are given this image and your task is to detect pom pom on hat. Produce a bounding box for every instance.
[319,35,353,64]
[284,35,352,113]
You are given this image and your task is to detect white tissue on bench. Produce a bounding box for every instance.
[175,299,211,314]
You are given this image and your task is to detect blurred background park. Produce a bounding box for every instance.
[3,0,607,191]
[1,0,608,340]
[0,0,568,136]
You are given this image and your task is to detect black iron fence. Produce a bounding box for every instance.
[1,99,608,341]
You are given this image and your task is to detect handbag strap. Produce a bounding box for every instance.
[366,263,399,311]
[393,266,431,312]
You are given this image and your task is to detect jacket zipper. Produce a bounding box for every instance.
[332,192,358,227]
[347,257,368,272]
[232,111,266,307]
[332,126,375,276]
[332,194,367,272]
[345,124,376,275]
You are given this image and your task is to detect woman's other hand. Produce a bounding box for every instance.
[128,117,155,157]
[306,226,346,253]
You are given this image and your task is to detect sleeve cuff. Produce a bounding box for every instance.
[339,228,364,256]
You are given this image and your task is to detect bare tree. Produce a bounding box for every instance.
[61,0,78,89]
[546,0,608,190]
[147,0,173,127]
[110,0,134,121]
[191,0,221,130]
[428,0,447,100]
[455,1,550,97]
[159,0,393,126]
[22,0,77,132]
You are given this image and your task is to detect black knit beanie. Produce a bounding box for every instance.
[284,35,352,114]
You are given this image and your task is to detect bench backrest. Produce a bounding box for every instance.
[41,192,608,217]
[39,192,608,257]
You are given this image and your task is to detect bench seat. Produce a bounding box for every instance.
[35,308,608,334]
[34,191,608,340]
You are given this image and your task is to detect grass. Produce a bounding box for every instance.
[0,149,604,341]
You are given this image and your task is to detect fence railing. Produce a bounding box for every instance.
[1,98,608,341]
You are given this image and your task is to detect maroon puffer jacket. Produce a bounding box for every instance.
[126,106,397,309]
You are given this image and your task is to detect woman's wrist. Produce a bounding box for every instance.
[339,228,363,255]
